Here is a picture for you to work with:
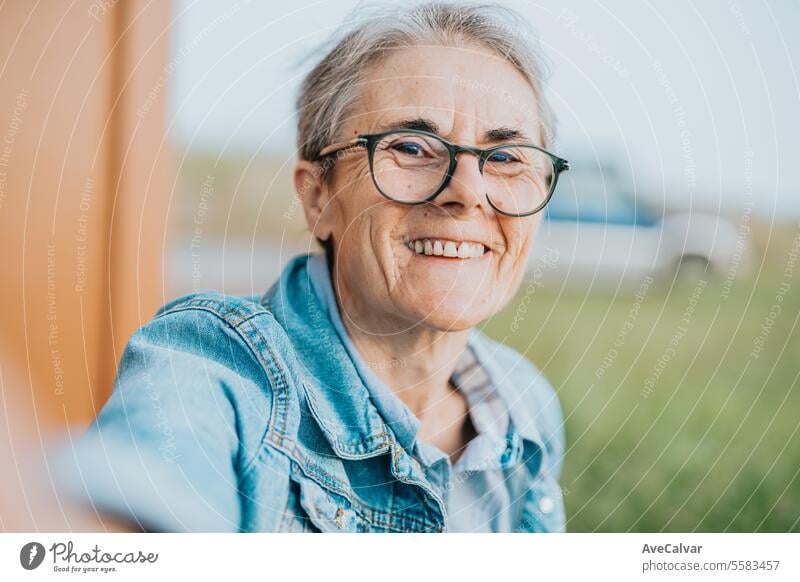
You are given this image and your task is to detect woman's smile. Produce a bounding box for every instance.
[406,238,488,259]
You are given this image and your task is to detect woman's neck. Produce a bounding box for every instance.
[327,255,471,419]
[341,314,470,420]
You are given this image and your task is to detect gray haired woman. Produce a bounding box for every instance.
[52,1,570,533]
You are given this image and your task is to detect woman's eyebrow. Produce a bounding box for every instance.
[375,118,532,144]
[483,126,532,143]
[376,117,441,134]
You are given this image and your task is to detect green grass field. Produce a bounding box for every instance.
[484,229,800,531]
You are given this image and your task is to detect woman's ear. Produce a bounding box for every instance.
[294,159,333,242]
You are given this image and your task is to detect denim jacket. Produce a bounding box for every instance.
[51,253,566,533]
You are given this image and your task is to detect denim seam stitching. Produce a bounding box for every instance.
[236,313,293,475]
[152,302,284,476]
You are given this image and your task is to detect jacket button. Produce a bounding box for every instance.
[538,495,555,514]
[335,507,344,529]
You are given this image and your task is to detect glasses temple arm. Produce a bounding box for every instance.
[317,137,367,158]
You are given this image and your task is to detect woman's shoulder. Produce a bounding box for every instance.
[153,289,271,325]
[125,288,292,397]
[137,289,305,399]
[120,290,307,424]
[145,289,300,358]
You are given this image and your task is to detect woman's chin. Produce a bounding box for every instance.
[423,314,482,333]
[397,291,496,332]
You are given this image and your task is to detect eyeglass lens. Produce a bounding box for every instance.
[370,132,555,215]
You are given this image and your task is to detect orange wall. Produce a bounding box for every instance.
[0,0,172,431]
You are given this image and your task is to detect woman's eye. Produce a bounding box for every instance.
[392,142,425,156]
[488,150,519,163]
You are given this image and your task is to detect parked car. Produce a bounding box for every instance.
[529,157,752,289]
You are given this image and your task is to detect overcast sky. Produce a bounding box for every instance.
[167,0,800,218]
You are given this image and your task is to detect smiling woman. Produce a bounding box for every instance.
[52,1,568,533]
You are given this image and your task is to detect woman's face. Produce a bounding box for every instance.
[305,44,545,333]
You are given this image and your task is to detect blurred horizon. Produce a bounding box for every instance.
[167,0,800,218]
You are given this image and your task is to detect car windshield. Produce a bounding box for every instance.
[545,161,656,226]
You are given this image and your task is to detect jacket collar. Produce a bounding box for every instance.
[262,253,393,458]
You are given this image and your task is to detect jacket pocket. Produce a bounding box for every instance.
[276,478,316,533]
[290,466,370,533]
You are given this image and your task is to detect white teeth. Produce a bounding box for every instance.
[408,238,487,259]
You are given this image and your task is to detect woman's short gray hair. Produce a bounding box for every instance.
[296,1,557,176]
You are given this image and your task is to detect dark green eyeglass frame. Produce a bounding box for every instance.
[315,128,571,217]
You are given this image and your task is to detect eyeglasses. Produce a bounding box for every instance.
[316,128,570,217]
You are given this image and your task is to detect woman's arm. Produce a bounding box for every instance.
[46,303,272,532]
[0,351,145,532]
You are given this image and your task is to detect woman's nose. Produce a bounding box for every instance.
[433,153,487,214]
